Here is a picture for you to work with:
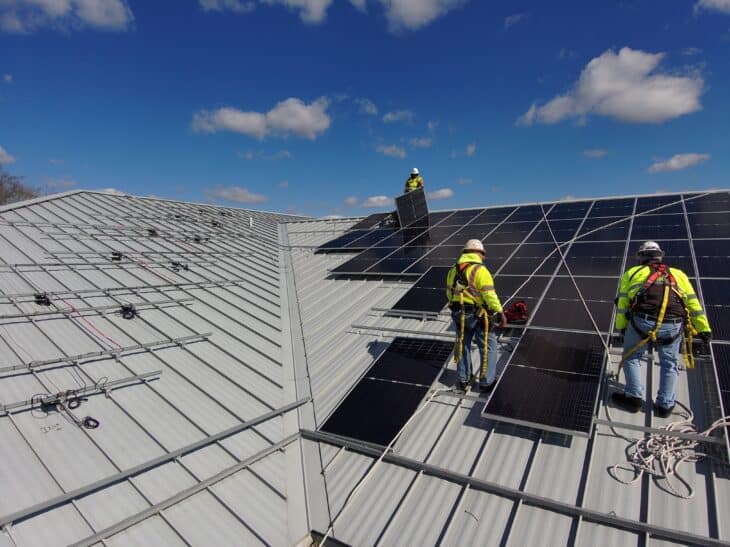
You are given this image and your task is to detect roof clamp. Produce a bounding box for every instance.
[34,292,51,306]
[191,235,209,244]
[211,220,221,228]
[171,261,189,272]
[110,251,124,262]
[147,227,159,237]
[120,303,137,320]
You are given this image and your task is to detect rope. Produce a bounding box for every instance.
[319,387,452,545]
[608,403,730,499]
[60,298,122,349]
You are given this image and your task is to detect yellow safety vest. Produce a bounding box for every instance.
[615,263,710,333]
[445,253,503,312]
[405,175,424,191]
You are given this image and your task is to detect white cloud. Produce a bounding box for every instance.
[261,0,333,23]
[238,149,292,160]
[2,73,12,83]
[382,109,414,123]
[0,0,133,33]
[584,148,608,158]
[681,47,703,56]
[321,213,345,219]
[504,12,527,29]
[409,137,432,148]
[426,120,438,132]
[46,178,78,190]
[517,47,704,126]
[648,153,710,173]
[49,158,64,165]
[378,0,466,31]
[376,144,407,159]
[361,195,393,208]
[427,187,454,200]
[466,143,476,157]
[200,0,256,13]
[695,0,730,14]
[0,145,16,165]
[193,97,331,140]
[98,187,124,194]
[344,196,358,206]
[355,97,378,116]
[277,180,289,188]
[458,177,472,185]
[206,184,268,203]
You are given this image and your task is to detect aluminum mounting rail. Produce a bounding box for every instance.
[0,260,211,270]
[350,323,454,339]
[0,296,194,320]
[0,332,211,373]
[0,397,309,528]
[47,250,257,257]
[0,369,162,413]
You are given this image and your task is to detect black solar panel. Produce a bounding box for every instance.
[688,212,730,239]
[395,188,429,227]
[390,266,450,315]
[349,212,395,230]
[320,337,452,445]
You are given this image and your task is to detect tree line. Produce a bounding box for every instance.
[0,168,39,206]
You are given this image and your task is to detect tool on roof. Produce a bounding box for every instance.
[503,300,528,324]
[110,251,124,262]
[120,303,137,320]
[170,261,189,272]
[33,391,100,429]
[34,292,51,306]
[147,227,159,237]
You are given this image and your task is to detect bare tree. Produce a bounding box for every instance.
[0,168,38,206]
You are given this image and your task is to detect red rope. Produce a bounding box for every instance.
[60,298,122,349]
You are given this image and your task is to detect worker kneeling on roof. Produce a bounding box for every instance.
[404,167,424,193]
[446,239,507,393]
[612,241,711,417]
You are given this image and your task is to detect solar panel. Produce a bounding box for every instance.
[636,195,684,214]
[320,337,452,445]
[390,266,450,315]
[588,198,634,217]
[710,343,730,459]
[349,211,396,230]
[630,214,688,240]
[688,212,730,239]
[684,192,730,213]
[395,188,429,227]
[700,279,730,341]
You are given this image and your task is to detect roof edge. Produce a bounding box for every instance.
[0,189,87,214]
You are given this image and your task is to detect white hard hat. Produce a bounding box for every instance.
[411,167,419,175]
[637,241,664,257]
[464,239,485,253]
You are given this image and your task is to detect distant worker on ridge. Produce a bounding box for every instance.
[404,167,424,193]
[446,239,507,393]
[612,241,711,417]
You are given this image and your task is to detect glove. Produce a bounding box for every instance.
[498,312,507,328]
[699,332,712,343]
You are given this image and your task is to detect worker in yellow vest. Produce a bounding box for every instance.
[612,241,711,417]
[446,239,507,392]
[404,168,424,193]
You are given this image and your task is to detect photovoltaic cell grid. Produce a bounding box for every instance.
[319,191,730,438]
[320,337,453,446]
[711,343,730,458]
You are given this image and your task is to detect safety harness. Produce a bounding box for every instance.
[618,263,698,374]
[450,262,490,382]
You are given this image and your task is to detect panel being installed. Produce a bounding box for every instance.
[395,188,429,228]
[390,266,451,315]
[320,337,452,446]
[482,328,605,436]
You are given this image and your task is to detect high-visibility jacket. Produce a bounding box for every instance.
[404,175,424,192]
[615,262,711,332]
[445,253,503,312]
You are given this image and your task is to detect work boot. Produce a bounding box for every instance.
[653,402,675,418]
[456,380,469,393]
[478,382,495,394]
[611,392,643,413]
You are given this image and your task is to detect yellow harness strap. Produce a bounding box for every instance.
[479,310,489,381]
[681,297,697,370]
[454,291,466,364]
[618,283,670,376]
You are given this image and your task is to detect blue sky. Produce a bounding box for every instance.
[1,0,729,217]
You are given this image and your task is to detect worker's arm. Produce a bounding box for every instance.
[475,267,503,313]
[673,269,711,333]
[615,267,637,330]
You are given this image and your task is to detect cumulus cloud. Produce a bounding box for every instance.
[200,0,256,13]
[409,137,432,148]
[584,148,608,158]
[695,0,730,13]
[344,196,358,206]
[0,145,16,165]
[504,12,527,29]
[98,187,124,195]
[648,153,710,173]
[382,109,414,123]
[458,177,472,185]
[379,0,466,31]
[376,144,407,159]
[2,73,12,83]
[193,97,331,140]
[201,0,365,23]
[206,184,268,203]
[427,187,454,200]
[517,47,704,126]
[0,0,134,33]
[361,195,393,208]
[355,97,378,116]
[466,143,476,157]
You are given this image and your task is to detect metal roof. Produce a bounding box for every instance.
[0,189,728,546]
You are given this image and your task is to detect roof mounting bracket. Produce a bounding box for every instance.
[120,303,137,320]
[34,292,51,306]
[110,251,123,262]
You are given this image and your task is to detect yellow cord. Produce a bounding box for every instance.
[480,310,489,382]
[454,291,465,364]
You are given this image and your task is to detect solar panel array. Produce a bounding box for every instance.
[319,190,730,438]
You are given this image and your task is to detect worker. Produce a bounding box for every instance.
[446,239,507,392]
[612,241,711,417]
[404,168,424,193]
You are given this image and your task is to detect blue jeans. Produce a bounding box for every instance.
[622,315,683,409]
[451,310,499,386]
